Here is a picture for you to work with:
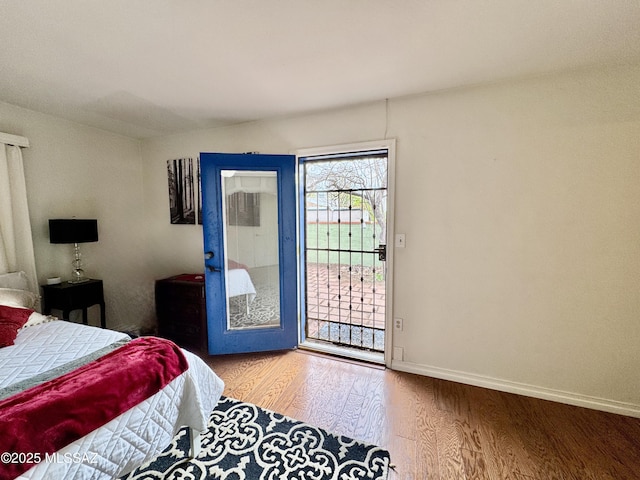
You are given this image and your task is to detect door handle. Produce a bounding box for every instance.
[374,244,387,261]
[205,252,220,272]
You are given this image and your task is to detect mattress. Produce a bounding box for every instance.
[0,320,224,480]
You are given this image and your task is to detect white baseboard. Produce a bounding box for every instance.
[391,360,640,419]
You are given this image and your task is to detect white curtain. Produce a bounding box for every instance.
[0,142,38,294]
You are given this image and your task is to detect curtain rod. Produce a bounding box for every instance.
[0,132,29,148]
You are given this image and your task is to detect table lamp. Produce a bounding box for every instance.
[49,219,99,283]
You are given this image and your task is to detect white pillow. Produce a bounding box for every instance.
[0,288,39,309]
[0,271,29,291]
[21,311,57,329]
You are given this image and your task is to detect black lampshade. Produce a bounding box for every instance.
[49,219,98,244]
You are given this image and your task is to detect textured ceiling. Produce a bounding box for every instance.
[1,1,640,138]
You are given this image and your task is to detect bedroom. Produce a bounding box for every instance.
[1,1,639,478]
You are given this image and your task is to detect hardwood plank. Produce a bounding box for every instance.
[286,355,334,413]
[352,370,386,444]
[415,425,440,480]
[413,375,441,480]
[513,474,537,480]
[386,435,416,480]
[209,351,277,399]
[469,387,538,479]
[383,373,438,478]
[435,408,467,479]
[384,369,418,441]
[324,361,371,418]
[447,382,484,453]
[502,392,573,480]
[243,349,306,410]
[332,389,365,438]
[461,447,491,480]
[431,378,469,478]
[268,354,325,415]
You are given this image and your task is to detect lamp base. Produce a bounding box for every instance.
[69,277,91,284]
[70,247,90,283]
[70,268,90,283]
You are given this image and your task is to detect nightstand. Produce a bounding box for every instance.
[41,279,106,328]
[155,274,207,352]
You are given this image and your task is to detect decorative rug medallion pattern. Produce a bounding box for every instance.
[122,396,390,480]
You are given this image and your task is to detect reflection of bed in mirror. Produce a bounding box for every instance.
[227,264,280,330]
[225,259,282,329]
[226,267,256,315]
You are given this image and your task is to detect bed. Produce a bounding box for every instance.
[0,272,224,480]
[226,268,256,315]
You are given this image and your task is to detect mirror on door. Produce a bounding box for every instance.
[221,170,281,330]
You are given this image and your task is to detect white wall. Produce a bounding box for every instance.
[141,64,640,415]
[391,66,640,415]
[0,101,152,332]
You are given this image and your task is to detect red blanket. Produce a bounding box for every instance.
[0,337,188,479]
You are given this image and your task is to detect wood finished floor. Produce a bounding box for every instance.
[202,349,640,480]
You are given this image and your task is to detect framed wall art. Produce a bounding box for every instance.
[167,157,196,224]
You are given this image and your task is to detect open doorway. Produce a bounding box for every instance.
[297,140,395,365]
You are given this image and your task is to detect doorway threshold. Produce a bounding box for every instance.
[299,340,384,365]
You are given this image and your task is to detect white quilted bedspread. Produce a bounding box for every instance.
[0,321,129,388]
[0,321,224,480]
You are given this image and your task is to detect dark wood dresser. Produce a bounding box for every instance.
[155,274,207,352]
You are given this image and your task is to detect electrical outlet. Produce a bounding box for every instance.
[394,317,403,330]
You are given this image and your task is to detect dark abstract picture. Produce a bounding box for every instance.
[167,158,196,224]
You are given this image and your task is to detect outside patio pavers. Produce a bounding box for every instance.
[305,263,386,351]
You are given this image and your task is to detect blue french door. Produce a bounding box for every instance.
[200,153,297,354]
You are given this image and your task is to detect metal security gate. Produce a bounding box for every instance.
[300,149,388,355]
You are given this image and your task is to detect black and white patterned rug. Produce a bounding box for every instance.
[122,396,390,480]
